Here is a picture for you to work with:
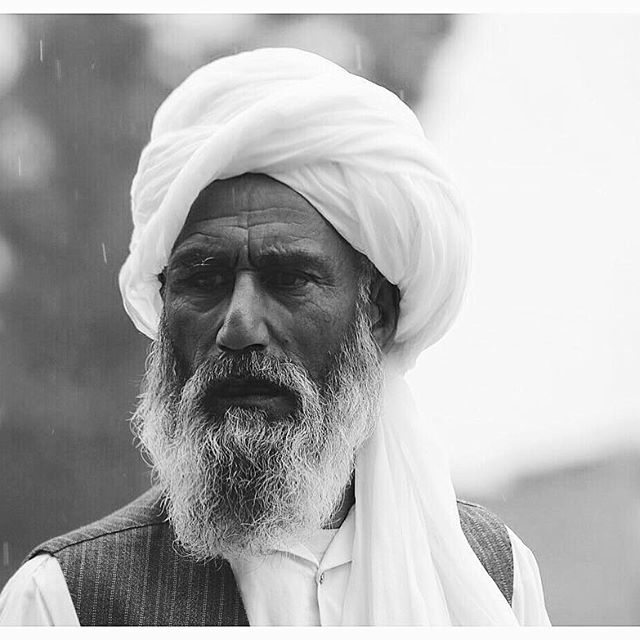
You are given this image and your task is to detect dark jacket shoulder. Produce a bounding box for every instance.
[26,486,246,626]
[456,499,513,605]
[28,486,166,559]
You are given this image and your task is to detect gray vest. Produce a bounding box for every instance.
[28,487,513,625]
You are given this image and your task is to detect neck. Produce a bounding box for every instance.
[323,474,355,529]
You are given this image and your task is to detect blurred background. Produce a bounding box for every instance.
[0,14,638,625]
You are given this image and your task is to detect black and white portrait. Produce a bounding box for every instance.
[0,11,638,627]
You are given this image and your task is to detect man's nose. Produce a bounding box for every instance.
[216,272,269,352]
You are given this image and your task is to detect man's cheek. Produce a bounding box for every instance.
[163,305,203,376]
[292,309,355,378]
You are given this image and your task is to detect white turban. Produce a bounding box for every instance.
[120,48,518,625]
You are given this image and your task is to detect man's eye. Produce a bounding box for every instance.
[263,271,310,288]
[185,270,233,289]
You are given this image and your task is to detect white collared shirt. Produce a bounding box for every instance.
[0,505,550,626]
[228,505,355,625]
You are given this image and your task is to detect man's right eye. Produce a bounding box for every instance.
[184,270,233,289]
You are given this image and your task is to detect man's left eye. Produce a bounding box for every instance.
[263,271,310,288]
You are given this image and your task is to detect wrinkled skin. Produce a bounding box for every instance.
[161,173,398,410]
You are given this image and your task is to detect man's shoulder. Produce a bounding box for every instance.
[455,498,512,560]
[456,499,513,605]
[456,498,508,529]
[26,486,167,560]
[23,486,248,626]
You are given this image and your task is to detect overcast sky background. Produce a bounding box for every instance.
[408,14,640,494]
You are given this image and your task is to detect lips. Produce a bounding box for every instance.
[213,378,286,398]
[204,377,297,415]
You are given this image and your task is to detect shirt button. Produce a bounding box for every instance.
[318,572,325,584]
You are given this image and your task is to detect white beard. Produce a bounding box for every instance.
[131,294,383,561]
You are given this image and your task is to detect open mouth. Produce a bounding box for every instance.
[203,377,297,415]
[213,378,287,398]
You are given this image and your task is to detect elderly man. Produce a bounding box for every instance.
[0,48,550,626]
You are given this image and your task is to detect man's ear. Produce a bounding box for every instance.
[369,275,400,352]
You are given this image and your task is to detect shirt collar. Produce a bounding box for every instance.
[272,504,356,570]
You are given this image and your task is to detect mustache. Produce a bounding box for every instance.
[185,350,316,410]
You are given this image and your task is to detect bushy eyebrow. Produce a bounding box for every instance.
[168,247,232,270]
[252,247,330,273]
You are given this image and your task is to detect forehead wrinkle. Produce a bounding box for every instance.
[189,173,323,225]
[198,205,316,219]
[177,205,332,252]
[182,203,326,229]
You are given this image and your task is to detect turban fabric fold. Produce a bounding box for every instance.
[120,48,518,625]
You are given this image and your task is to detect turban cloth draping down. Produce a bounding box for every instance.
[119,48,518,625]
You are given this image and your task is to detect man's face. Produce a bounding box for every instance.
[133,173,385,561]
[162,172,364,414]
